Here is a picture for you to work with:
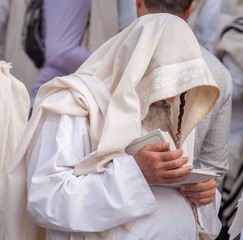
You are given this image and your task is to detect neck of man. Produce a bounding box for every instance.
[136,1,192,20]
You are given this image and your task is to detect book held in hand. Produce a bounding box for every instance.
[125,129,219,188]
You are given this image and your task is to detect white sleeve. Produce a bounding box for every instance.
[229,192,243,240]
[196,190,222,239]
[27,112,157,232]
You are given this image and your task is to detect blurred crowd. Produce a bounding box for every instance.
[188,0,243,239]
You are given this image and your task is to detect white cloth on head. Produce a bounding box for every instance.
[33,13,219,176]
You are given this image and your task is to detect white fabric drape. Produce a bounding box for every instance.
[0,61,30,240]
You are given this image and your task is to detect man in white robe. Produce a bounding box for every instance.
[6,2,222,240]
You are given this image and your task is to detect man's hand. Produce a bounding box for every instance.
[134,142,192,185]
[180,178,217,205]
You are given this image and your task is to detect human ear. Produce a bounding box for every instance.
[184,4,193,20]
[136,0,142,8]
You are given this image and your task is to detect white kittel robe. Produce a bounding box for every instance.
[27,113,221,240]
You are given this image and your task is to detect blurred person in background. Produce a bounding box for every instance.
[0,61,30,240]
[0,0,10,59]
[4,0,39,94]
[187,0,223,52]
[188,0,243,239]
[216,1,243,238]
[181,0,233,193]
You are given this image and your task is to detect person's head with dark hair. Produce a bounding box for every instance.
[136,0,193,18]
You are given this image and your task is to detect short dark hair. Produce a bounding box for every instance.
[144,0,193,17]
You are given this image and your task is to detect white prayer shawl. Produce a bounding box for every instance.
[6,14,219,240]
[0,61,30,239]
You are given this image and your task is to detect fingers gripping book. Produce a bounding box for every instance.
[125,129,219,188]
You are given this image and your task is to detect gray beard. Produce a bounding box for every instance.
[141,101,172,134]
